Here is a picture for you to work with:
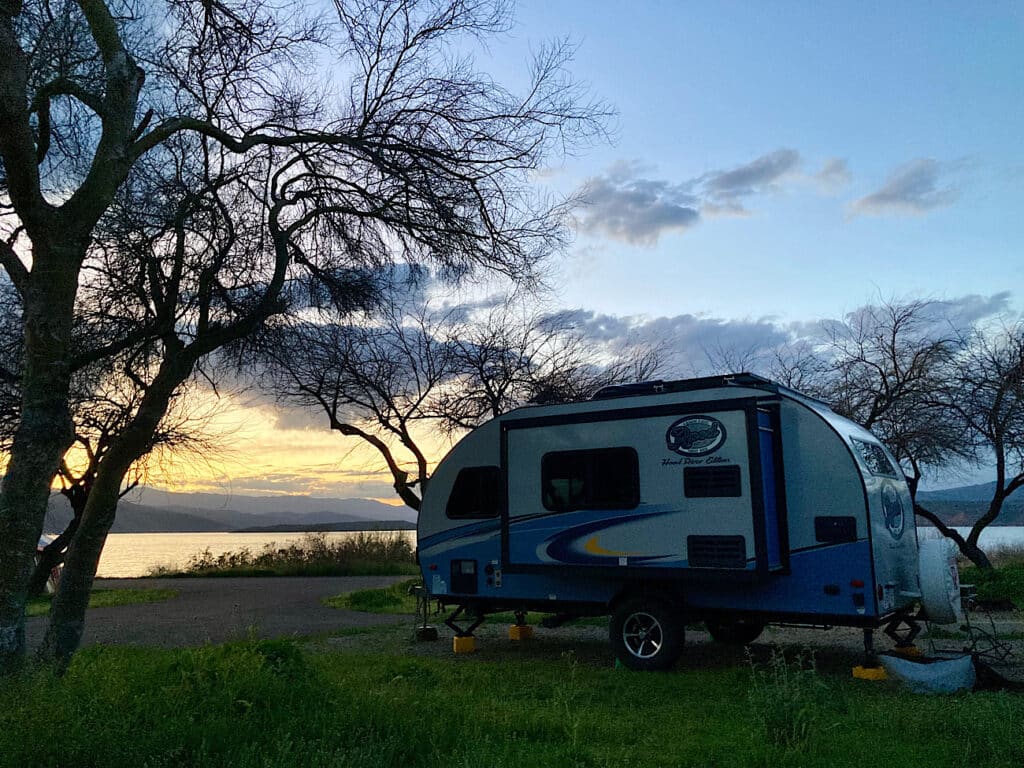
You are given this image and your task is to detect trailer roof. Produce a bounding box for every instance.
[591,372,833,409]
[592,372,776,400]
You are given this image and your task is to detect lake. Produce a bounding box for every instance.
[97,531,416,578]
[94,526,1024,578]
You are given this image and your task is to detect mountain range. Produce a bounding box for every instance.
[916,482,1023,526]
[43,488,417,534]
[39,481,1023,534]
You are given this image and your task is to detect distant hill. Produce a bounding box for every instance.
[44,487,417,534]
[916,482,1024,526]
[234,520,416,533]
[917,482,1000,503]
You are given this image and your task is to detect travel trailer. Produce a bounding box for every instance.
[417,374,953,669]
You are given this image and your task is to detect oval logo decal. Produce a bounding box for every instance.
[881,484,905,540]
[666,415,727,457]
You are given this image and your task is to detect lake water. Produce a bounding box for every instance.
[95,526,1024,578]
[97,531,415,578]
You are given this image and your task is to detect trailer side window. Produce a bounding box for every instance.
[850,438,899,478]
[684,465,742,497]
[541,447,639,512]
[446,466,501,519]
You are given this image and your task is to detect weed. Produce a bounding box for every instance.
[747,647,832,753]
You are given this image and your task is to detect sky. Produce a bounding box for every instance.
[140,0,1023,502]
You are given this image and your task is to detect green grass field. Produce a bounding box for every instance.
[2,638,1022,768]
[27,588,178,617]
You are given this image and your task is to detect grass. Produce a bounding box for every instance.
[2,638,1023,768]
[324,580,596,628]
[961,560,1024,607]
[148,532,419,578]
[324,578,421,613]
[26,588,178,617]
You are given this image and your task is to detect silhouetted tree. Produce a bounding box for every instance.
[256,296,663,510]
[1,0,607,672]
[938,325,1024,568]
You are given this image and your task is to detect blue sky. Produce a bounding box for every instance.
[480,0,1023,322]
[143,1,1023,499]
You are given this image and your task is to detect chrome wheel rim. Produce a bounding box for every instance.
[622,611,664,659]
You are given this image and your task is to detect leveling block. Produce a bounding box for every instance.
[452,636,476,654]
[852,665,887,681]
[509,624,534,641]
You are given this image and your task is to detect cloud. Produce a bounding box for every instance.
[575,149,802,245]
[700,149,801,202]
[554,308,792,376]
[576,170,700,246]
[814,158,852,192]
[850,158,958,216]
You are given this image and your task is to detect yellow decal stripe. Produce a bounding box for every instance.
[583,535,642,557]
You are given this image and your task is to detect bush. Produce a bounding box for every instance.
[149,533,418,578]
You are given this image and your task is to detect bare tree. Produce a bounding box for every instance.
[437,302,663,430]
[255,299,455,511]
[257,296,664,511]
[768,298,1024,564]
[934,325,1024,568]
[772,298,969,479]
[1,0,606,672]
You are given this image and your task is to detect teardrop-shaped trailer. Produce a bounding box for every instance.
[417,374,946,669]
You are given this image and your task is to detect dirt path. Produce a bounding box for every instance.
[25,576,409,650]
[25,576,1024,682]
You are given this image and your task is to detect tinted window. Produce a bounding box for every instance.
[541,447,639,512]
[684,465,742,497]
[851,438,899,478]
[446,466,501,519]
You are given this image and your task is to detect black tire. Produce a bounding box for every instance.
[609,597,684,671]
[704,618,765,645]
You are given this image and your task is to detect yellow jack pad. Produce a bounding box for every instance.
[509,625,534,641]
[852,665,887,681]
[453,636,476,654]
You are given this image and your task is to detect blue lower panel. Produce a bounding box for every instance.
[684,541,875,618]
[424,538,875,621]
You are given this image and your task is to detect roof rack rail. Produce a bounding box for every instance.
[591,372,777,401]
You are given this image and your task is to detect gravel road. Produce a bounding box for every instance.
[25,576,409,651]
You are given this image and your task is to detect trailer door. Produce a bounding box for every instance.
[501,397,788,580]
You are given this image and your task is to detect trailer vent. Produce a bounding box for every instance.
[687,535,747,569]
[684,465,742,497]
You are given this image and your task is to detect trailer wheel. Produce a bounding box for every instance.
[610,597,684,671]
[704,618,764,645]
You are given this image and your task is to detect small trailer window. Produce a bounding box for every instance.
[446,466,501,519]
[684,465,742,497]
[851,438,899,478]
[541,447,639,512]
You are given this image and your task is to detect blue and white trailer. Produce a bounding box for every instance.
[417,373,929,669]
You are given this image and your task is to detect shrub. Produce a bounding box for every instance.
[149,532,418,578]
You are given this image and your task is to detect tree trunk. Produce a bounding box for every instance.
[965,492,1006,564]
[0,253,79,675]
[34,478,118,672]
[27,512,81,597]
[36,353,193,670]
[914,504,994,569]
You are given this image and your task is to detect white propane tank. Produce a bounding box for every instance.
[918,538,964,625]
